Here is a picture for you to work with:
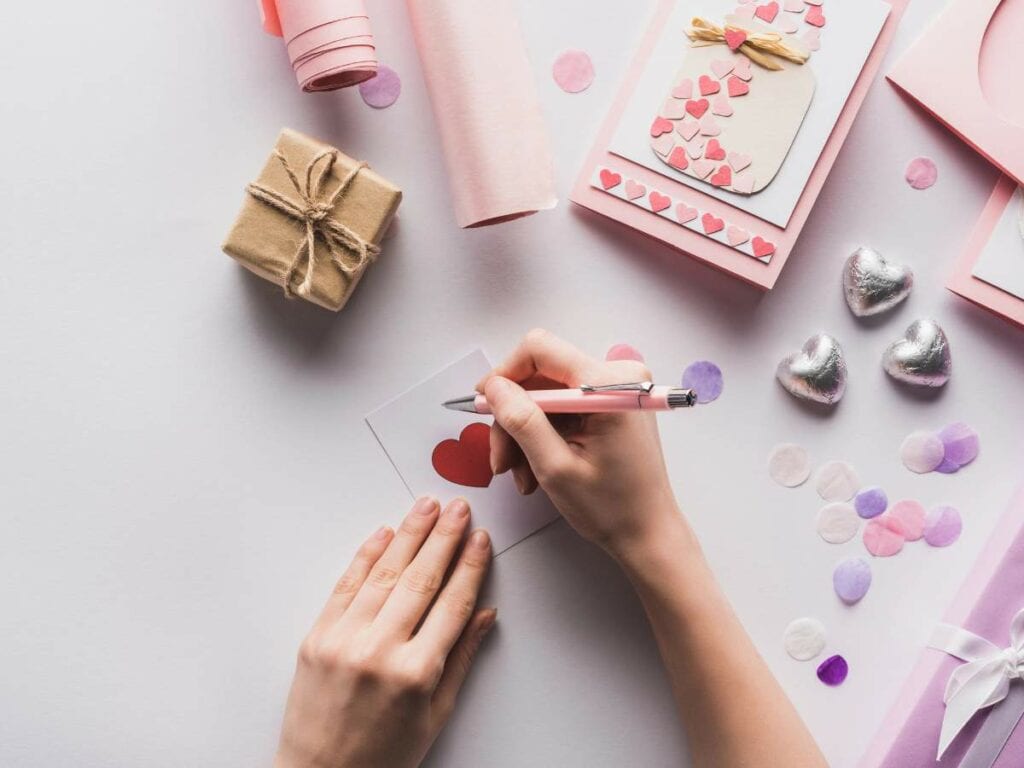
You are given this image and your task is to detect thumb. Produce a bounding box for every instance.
[431,608,497,724]
[484,377,575,481]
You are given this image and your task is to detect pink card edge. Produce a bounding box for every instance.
[945,175,1024,330]
[569,0,908,291]
[859,484,1024,768]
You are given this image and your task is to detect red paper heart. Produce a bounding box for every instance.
[710,165,732,187]
[698,75,720,96]
[724,29,748,51]
[685,98,709,119]
[667,146,689,171]
[432,423,493,488]
[755,1,779,23]
[705,139,726,161]
[649,191,672,212]
[650,117,674,137]
[701,212,725,234]
[599,169,622,190]
[805,5,825,26]
[752,236,776,258]
[727,76,750,97]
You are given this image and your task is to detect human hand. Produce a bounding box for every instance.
[275,497,495,768]
[478,329,683,558]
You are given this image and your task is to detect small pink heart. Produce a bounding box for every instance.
[672,78,693,99]
[726,225,750,246]
[624,180,646,200]
[805,5,825,26]
[783,0,804,10]
[727,151,752,172]
[755,1,779,23]
[651,133,675,157]
[661,99,686,119]
[675,203,698,224]
[724,29,748,51]
[685,139,706,159]
[733,58,753,81]
[732,172,755,194]
[727,76,750,97]
[667,147,689,171]
[676,118,700,141]
[686,98,709,118]
[649,190,671,213]
[692,159,715,179]
[710,59,734,79]
[698,75,720,96]
[705,139,725,161]
[699,114,721,136]
[710,165,732,187]
[701,212,725,234]
[650,117,674,137]
[752,236,775,258]
[711,95,733,117]
[734,4,756,18]
[778,16,798,33]
[802,28,820,50]
[599,169,622,190]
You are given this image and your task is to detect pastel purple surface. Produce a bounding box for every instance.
[359,65,401,108]
[833,557,872,604]
[923,505,962,547]
[681,360,724,404]
[939,422,979,468]
[854,487,888,519]
[817,654,849,686]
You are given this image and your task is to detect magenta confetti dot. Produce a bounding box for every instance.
[681,360,724,403]
[924,505,962,547]
[817,654,849,686]
[359,65,401,109]
[552,49,595,93]
[605,343,645,363]
[833,557,872,604]
[854,487,887,519]
[905,157,938,190]
[939,422,980,468]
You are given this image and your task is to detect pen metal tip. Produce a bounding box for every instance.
[442,395,479,413]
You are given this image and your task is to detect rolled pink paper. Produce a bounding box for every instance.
[406,0,557,227]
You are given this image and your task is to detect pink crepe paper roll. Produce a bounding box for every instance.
[406,0,557,228]
[260,0,378,92]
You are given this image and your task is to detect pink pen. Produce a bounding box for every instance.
[442,382,698,414]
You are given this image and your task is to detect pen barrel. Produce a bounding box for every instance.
[529,387,672,413]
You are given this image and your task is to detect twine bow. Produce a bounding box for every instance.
[246,149,379,300]
[686,17,809,71]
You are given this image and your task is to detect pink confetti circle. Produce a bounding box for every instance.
[863,515,906,557]
[905,157,938,190]
[359,65,401,109]
[552,49,595,93]
[605,343,645,363]
[889,499,927,541]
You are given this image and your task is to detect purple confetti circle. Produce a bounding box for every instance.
[359,65,401,109]
[833,557,872,604]
[817,654,849,686]
[854,487,888,519]
[681,360,724,404]
[924,505,962,547]
[939,422,979,468]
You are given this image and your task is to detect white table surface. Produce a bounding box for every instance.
[3,1,1023,766]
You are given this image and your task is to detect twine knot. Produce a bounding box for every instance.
[686,17,810,71]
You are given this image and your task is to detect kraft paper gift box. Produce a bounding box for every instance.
[865,486,1024,768]
[222,128,402,311]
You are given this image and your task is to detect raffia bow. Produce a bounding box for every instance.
[246,149,380,300]
[686,17,809,71]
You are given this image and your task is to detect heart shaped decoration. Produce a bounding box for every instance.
[727,76,750,97]
[726,225,749,246]
[842,247,914,317]
[751,236,775,258]
[805,5,825,26]
[732,173,755,194]
[710,165,732,187]
[432,423,493,488]
[755,1,779,23]
[698,75,720,96]
[776,333,848,405]
[728,151,752,171]
[672,78,693,99]
[725,29,748,50]
[685,138,705,159]
[882,319,952,388]
[624,180,646,200]
[667,147,689,171]
[733,58,753,81]
[649,191,671,213]
[692,159,715,179]
[701,212,724,234]
[711,59,735,79]
[711,95,733,116]
[704,139,726,161]
[677,118,700,141]
[675,202,698,223]
[686,98,710,118]
[599,169,622,190]
[650,117,674,137]
[699,114,721,136]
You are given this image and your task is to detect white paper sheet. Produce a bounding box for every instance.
[973,187,1024,301]
[366,350,559,555]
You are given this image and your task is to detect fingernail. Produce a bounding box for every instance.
[372,525,391,540]
[447,498,470,519]
[480,608,498,634]
[469,529,490,550]
[513,473,527,494]
[413,496,439,516]
[488,377,511,395]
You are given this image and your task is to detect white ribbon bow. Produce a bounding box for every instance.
[930,608,1024,759]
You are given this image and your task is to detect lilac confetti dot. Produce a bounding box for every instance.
[939,422,980,468]
[905,157,938,190]
[854,487,888,519]
[359,65,401,109]
[924,505,962,547]
[833,557,872,604]
[681,360,724,404]
[934,457,960,475]
[817,654,849,686]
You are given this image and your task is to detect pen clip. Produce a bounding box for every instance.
[579,381,655,395]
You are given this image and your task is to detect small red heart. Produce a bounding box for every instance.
[752,236,776,258]
[805,5,825,26]
[701,212,724,234]
[698,75,720,96]
[727,76,750,97]
[431,423,493,488]
[667,146,689,171]
[710,165,732,187]
[755,1,779,23]
[599,169,622,190]
[650,117,674,137]
[724,29,748,51]
[685,98,709,119]
[704,139,725,161]
[649,191,671,212]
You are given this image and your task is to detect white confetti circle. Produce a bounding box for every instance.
[784,617,826,661]
[815,460,860,502]
[816,502,861,544]
[768,443,812,488]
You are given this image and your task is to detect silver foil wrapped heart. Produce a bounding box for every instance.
[776,333,848,405]
[882,319,952,387]
[842,247,914,317]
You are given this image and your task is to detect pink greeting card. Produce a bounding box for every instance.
[570,0,906,290]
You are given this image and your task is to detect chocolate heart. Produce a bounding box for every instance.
[776,333,848,405]
[842,247,914,317]
[431,423,493,488]
[882,319,952,387]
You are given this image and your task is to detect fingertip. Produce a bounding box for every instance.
[371,524,393,542]
[479,607,498,635]
[412,496,440,517]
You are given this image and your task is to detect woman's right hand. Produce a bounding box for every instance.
[477,330,685,559]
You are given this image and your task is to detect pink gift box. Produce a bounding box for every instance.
[864,486,1024,768]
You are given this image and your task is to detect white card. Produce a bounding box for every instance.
[608,0,889,227]
[973,187,1024,302]
[366,350,559,555]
